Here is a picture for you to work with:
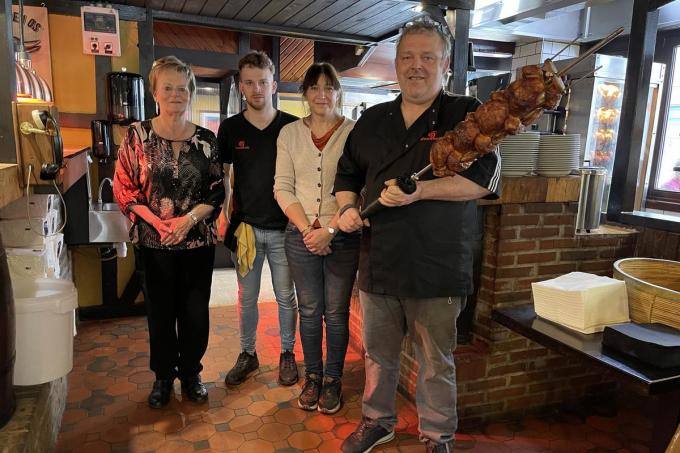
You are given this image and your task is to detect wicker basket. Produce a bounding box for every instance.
[613,258,680,329]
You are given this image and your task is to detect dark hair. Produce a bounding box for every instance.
[238,51,275,75]
[301,62,342,95]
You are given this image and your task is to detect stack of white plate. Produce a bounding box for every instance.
[537,134,581,177]
[499,132,540,176]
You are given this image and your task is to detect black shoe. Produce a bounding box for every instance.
[278,350,299,386]
[341,418,395,453]
[224,351,259,385]
[297,373,322,411]
[426,439,455,453]
[148,379,174,409]
[181,375,208,403]
[318,376,342,414]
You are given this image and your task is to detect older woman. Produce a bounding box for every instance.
[275,63,359,414]
[114,56,224,408]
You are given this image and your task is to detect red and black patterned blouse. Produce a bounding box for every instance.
[114,120,225,250]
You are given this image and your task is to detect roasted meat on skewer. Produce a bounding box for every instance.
[431,60,566,177]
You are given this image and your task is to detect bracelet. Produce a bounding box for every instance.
[301,224,314,237]
[188,211,199,225]
[338,203,358,217]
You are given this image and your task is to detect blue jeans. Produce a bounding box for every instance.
[285,225,360,379]
[231,227,297,354]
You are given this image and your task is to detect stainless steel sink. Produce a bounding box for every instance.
[88,203,131,243]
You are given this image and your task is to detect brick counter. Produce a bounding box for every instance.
[348,176,638,426]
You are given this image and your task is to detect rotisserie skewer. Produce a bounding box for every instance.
[360,27,624,218]
[430,26,624,177]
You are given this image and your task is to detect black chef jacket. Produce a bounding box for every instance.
[334,91,501,298]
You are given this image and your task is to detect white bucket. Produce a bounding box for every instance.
[12,278,77,385]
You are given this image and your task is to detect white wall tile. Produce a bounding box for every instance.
[534,41,543,55]
[571,44,580,57]
[526,54,541,65]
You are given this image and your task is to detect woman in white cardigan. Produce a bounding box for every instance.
[274,63,359,415]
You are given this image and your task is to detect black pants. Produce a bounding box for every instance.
[138,246,215,380]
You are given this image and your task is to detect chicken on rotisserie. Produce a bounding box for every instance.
[430,60,566,176]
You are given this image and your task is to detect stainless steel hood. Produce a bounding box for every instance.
[470,0,680,43]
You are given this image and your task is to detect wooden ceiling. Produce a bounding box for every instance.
[114,0,422,43]
[154,22,239,53]
[279,37,313,83]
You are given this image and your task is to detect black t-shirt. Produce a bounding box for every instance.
[217,111,297,230]
[334,91,501,298]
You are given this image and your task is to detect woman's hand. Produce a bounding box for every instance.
[217,214,229,242]
[160,215,195,246]
[303,228,333,256]
[150,218,174,244]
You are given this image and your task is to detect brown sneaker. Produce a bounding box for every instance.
[318,376,342,414]
[297,373,322,411]
[278,350,299,386]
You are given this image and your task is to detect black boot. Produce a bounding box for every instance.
[148,379,174,409]
[224,351,259,385]
[181,375,208,403]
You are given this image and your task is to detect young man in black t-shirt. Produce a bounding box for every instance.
[217,51,298,387]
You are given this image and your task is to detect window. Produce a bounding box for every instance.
[646,46,680,212]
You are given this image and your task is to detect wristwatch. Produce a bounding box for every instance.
[327,226,337,236]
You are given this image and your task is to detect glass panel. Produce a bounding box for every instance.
[188,82,220,134]
[585,78,624,208]
[656,47,680,194]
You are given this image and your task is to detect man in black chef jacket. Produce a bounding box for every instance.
[334,20,501,453]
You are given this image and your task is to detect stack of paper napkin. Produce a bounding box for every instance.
[531,272,630,334]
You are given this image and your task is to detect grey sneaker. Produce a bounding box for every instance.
[425,439,455,452]
[298,373,322,411]
[341,418,395,453]
[278,350,299,386]
[318,376,342,414]
[224,351,259,385]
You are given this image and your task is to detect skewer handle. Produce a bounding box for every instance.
[359,173,419,219]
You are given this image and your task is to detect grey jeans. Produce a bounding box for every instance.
[359,291,464,443]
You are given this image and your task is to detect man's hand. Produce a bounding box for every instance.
[338,207,369,232]
[303,228,333,256]
[217,214,229,242]
[379,179,422,207]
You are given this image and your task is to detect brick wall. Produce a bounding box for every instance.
[348,201,638,425]
[635,227,680,261]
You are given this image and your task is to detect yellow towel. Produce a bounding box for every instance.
[234,223,256,277]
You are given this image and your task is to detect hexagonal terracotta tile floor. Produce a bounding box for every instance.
[56,303,652,453]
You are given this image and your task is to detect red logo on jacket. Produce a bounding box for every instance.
[420,131,439,141]
[235,140,250,150]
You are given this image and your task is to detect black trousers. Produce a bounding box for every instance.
[138,246,215,380]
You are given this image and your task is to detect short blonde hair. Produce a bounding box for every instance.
[149,56,196,98]
[396,20,452,60]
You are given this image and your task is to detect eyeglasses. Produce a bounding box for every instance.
[308,85,337,94]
